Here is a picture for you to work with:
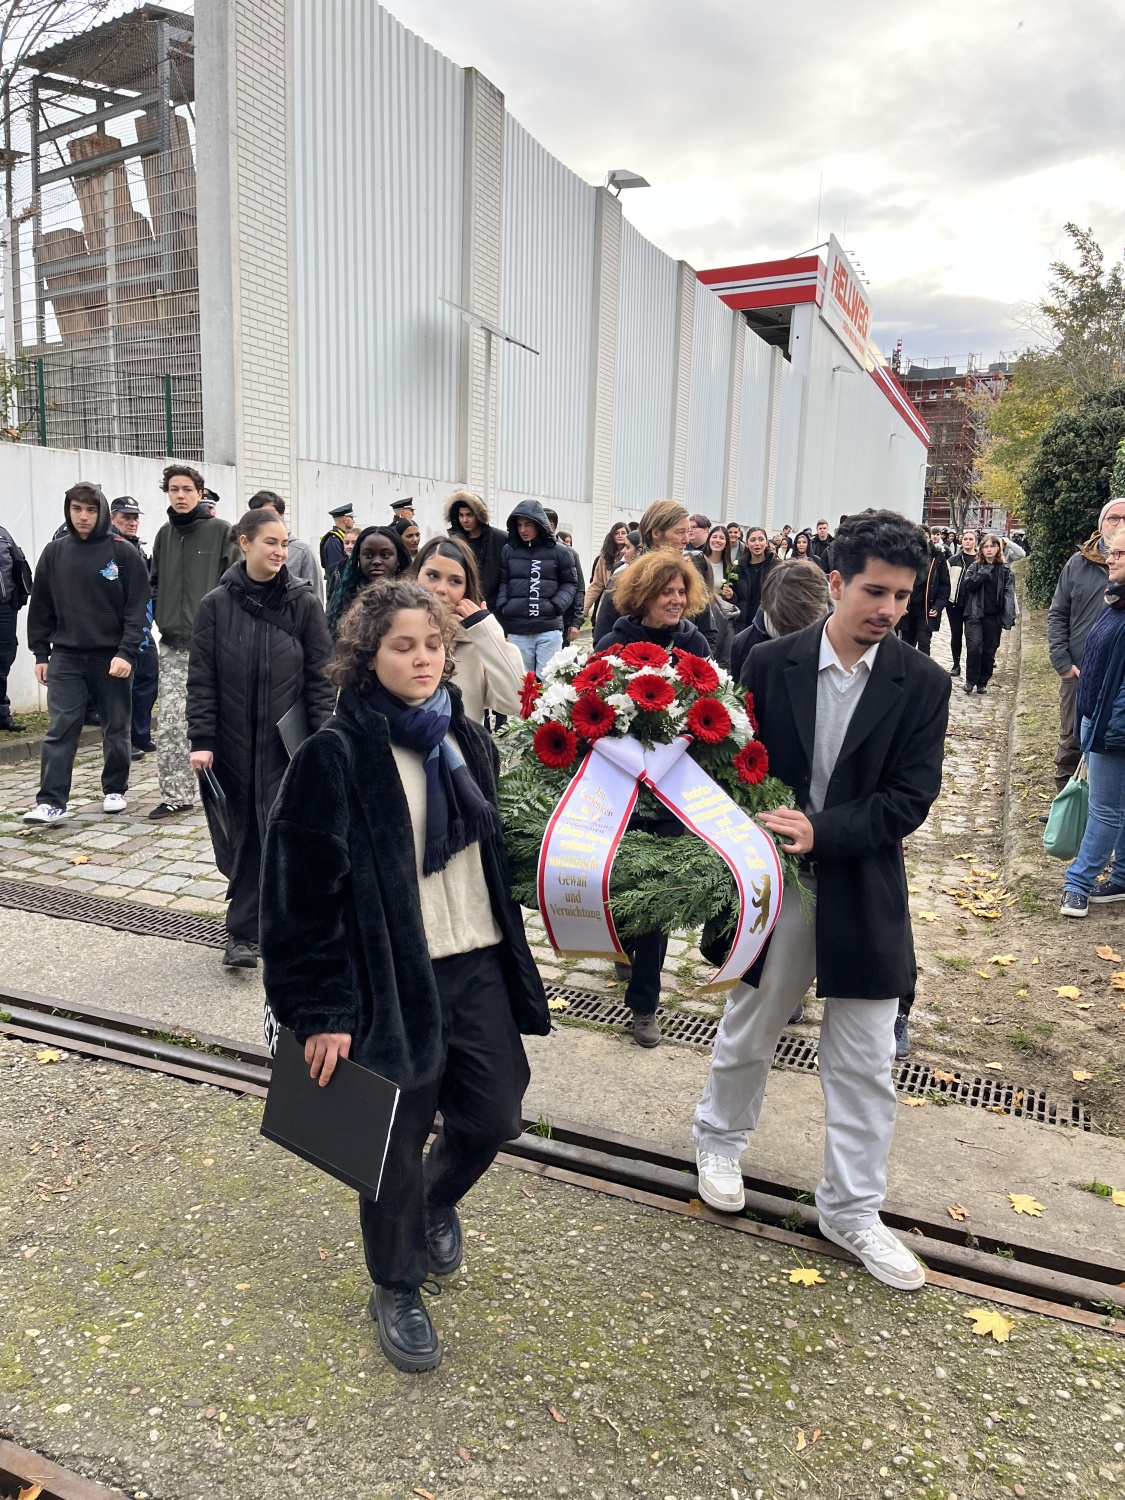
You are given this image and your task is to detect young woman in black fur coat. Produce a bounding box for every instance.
[260,579,550,1374]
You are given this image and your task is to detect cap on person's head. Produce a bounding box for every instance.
[203,488,220,504]
[390,497,414,513]
[329,504,354,519]
[110,496,141,516]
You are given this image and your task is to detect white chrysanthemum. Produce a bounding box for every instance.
[541,643,583,681]
[728,708,752,746]
[540,680,577,714]
[606,691,637,729]
[667,699,688,722]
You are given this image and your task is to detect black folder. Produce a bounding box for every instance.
[277,701,311,760]
[198,766,233,874]
[260,1027,401,1200]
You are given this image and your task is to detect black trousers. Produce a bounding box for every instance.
[225,812,262,944]
[964,616,1003,688]
[899,617,932,655]
[0,602,17,724]
[623,929,669,1016]
[946,605,965,669]
[38,649,131,809]
[131,645,159,748]
[360,944,530,1291]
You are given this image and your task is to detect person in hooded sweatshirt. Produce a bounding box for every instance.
[187,509,335,970]
[495,499,578,677]
[23,482,151,825]
[446,490,508,615]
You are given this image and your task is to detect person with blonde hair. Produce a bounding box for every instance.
[594,501,716,651]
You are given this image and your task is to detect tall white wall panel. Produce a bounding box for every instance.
[498,117,596,504]
[683,282,732,516]
[292,0,464,479]
[611,221,678,513]
[774,358,804,525]
[734,330,773,528]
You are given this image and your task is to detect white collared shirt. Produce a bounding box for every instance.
[807,629,880,815]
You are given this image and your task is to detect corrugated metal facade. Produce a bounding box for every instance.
[774,358,804,524]
[683,280,732,514]
[292,0,464,479]
[498,116,595,502]
[611,220,678,512]
[735,329,773,526]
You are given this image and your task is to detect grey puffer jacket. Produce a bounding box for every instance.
[1047,536,1108,674]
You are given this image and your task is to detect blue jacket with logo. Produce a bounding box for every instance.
[26,491,151,664]
[495,499,578,636]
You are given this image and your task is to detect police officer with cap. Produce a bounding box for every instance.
[390,497,415,522]
[320,504,354,592]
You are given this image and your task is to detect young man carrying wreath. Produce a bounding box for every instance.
[693,510,950,1292]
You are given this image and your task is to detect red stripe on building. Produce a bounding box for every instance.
[871,364,931,446]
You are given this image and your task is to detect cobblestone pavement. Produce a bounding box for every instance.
[0,627,1017,1008]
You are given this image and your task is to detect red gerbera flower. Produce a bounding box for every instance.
[618,640,670,669]
[733,739,769,785]
[519,671,541,720]
[573,657,616,693]
[686,696,732,744]
[571,692,617,742]
[673,649,720,693]
[626,673,676,712]
[533,721,579,769]
[743,691,759,734]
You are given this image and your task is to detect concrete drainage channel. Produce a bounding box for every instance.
[1,982,1124,1340]
[0,1434,128,1498]
[0,879,1094,1132]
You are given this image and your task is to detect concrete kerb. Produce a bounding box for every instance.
[1001,570,1034,877]
[0,724,99,767]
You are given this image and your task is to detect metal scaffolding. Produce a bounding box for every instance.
[2,4,201,460]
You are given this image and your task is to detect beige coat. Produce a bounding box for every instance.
[451,611,526,722]
[584,554,614,621]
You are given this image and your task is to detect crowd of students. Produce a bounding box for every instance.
[13,468,1116,1378]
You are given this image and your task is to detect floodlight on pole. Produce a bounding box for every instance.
[605,169,650,197]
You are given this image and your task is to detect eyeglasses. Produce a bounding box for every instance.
[1105,515,1125,526]
[1107,549,1125,561]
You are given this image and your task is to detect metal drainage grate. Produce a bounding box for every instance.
[0,878,224,948]
[0,881,1093,1132]
[545,983,1093,1131]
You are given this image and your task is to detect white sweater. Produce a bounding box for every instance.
[390,739,502,961]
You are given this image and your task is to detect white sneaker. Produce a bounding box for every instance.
[103,793,127,814]
[819,1218,926,1291]
[696,1150,746,1212]
[22,803,69,825]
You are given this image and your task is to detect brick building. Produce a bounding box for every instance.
[899,361,1008,530]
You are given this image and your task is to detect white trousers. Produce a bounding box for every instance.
[693,877,899,1230]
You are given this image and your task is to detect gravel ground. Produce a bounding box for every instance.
[1,1036,1123,1500]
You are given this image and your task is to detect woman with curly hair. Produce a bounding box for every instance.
[327,524,410,636]
[593,500,717,652]
[260,579,550,1375]
[591,551,713,1045]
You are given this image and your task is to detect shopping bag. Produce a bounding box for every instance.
[1042,760,1089,860]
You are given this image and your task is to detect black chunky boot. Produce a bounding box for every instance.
[426,1203,463,1276]
[370,1285,442,1373]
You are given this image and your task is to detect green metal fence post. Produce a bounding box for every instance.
[163,372,173,457]
[36,357,46,446]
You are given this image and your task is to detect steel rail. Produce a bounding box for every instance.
[2,985,1123,1335]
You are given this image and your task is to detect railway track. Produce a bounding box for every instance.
[3,981,1123,1334]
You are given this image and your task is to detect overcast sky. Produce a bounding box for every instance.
[386,0,1125,371]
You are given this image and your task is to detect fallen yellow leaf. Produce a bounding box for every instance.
[989,955,1016,966]
[788,1267,825,1286]
[70,854,89,865]
[795,1429,807,1451]
[1112,972,1125,990]
[1016,987,1029,998]
[1032,956,1041,965]
[1112,1190,1125,1208]
[35,1049,61,1064]
[1008,1192,1045,1217]
[964,1307,1014,1343]
[954,853,974,859]
[902,1098,926,1108]
[1096,945,1123,962]
[235,1282,251,1290]
[17,1486,43,1500]
[915,910,939,922]
[1072,1070,1094,1083]
[946,1204,969,1221]
[547,997,569,1012]
[975,969,992,979]
[933,1069,957,1084]
[1056,986,1082,999]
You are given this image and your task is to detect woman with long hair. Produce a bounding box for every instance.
[959,532,1016,694]
[789,530,813,561]
[411,535,525,723]
[394,516,422,559]
[260,580,550,1373]
[328,524,411,635]
[187,509,335,969]
[584,520,629,623]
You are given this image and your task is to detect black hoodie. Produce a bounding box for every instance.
[26,491,151,665]
[495,499,578,635]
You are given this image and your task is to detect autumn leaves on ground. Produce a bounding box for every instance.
[901,600,1125,1148]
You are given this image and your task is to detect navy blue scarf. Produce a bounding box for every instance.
[359,681,497,875]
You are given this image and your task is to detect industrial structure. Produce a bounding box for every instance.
[1,0,931,710]
[898,361,1008,531]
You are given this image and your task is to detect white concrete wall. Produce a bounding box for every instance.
[1,445,236,714]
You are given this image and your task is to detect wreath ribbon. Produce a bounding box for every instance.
[537,735,783,992]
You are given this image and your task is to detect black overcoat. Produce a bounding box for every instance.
[186,564,336,876]
[744,621,950,998]
[259,685,551,1091]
